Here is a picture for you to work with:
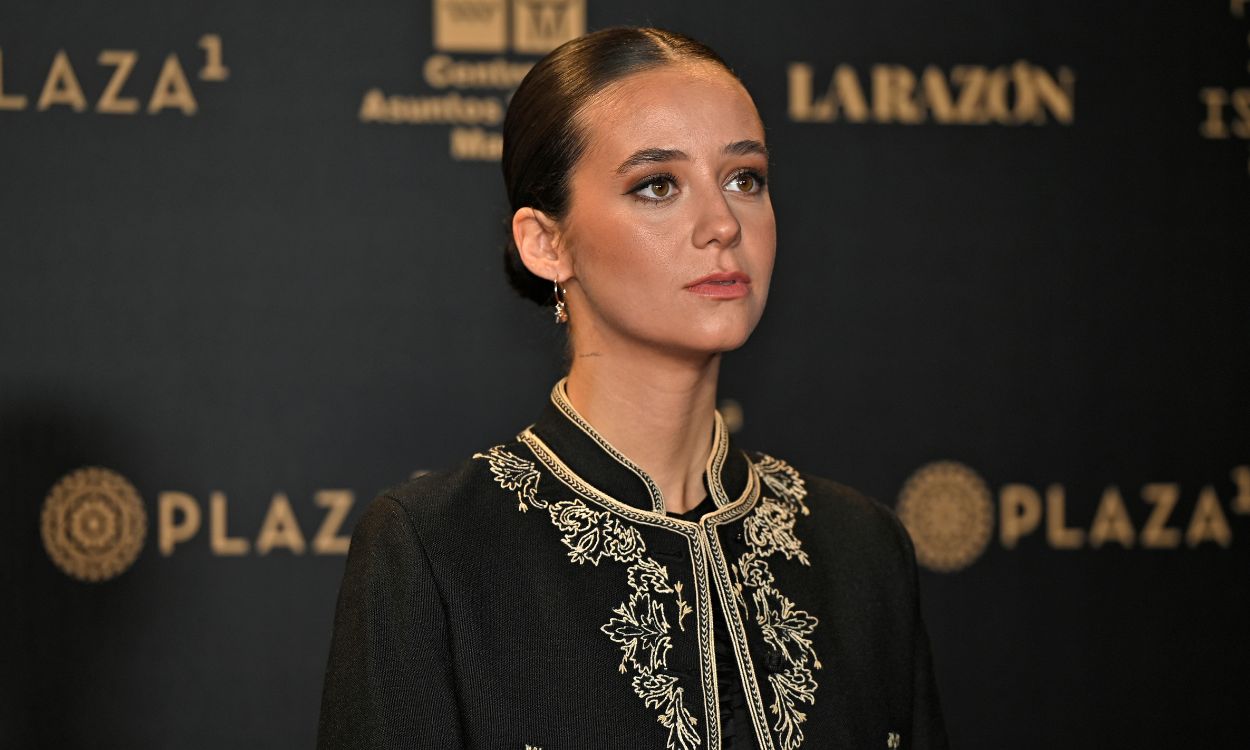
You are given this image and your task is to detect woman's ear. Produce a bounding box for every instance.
[512,207,571,282]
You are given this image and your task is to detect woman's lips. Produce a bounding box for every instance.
[684,271,751,299]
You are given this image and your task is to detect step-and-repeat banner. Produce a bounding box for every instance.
[3,1,1248,748]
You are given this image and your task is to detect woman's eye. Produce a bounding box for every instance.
[634,176,676,200]
[726,170,765,194]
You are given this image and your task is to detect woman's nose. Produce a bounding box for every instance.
[692,187,742,250]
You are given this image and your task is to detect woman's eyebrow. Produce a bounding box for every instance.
[615,147,687,174]
[724,139,768,159]
[615,140,769,174]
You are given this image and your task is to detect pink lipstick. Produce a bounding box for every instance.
[684,271,751,299]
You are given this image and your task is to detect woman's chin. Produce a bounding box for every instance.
[590,313,760,360]
[665,325,756,358]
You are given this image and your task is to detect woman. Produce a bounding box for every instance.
[318,27,948,750]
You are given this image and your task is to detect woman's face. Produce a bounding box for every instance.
[558,61,776,359]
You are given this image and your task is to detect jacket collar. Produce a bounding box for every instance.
[527,378,753,516]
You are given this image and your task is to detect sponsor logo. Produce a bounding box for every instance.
[358,0,587,160]
[156,488,354,557]
[897,461,1250,573]
[896,461,993,573]
[40,468,363,581]
[41,467,147,582]
[433,0,585,53]
[0,35,229,116]
[787,61,1075,126]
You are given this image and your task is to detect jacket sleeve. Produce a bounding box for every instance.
[908,595,950,750]
[316,494,465,749]
[888,510,951,750]
[880,507,945,750]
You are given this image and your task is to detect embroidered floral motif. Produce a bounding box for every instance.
[473,445,544,512]
[629,557,675,594]
[634,671,701,750]
[602,590,671,673]
[754,587,821,671]
[743,499,811,566]
[736,551,775,589]
[736,455,821,750]
[548,499,645,566]
[672,580,693,633]
[754,454,811,516]
[603,558,702,750]
[766,665,818,750]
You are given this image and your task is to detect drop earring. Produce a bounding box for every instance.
[552,278,568,324]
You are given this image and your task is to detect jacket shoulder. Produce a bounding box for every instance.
[368,437,535,532]
[805,473,900,533]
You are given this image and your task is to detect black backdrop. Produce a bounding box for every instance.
[3,1,1248,748]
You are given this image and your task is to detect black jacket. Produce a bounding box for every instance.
[317,380,949,750]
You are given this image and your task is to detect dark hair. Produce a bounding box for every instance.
[501,26,737,306]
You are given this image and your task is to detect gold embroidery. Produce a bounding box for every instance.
[476,442,704,747]
[766,665,818,750]
[743,499,811,566]
[753,587,821,671]
[693,466,777,749]
[754,454,811,516]
[603,589,671,674]
[672,580,693,632]
[548,499,646,566]
[703,411,731,508]
[550,379,668,514]
[629,557,675,593]
[603,558,702,750]
[736,551,774,589]
[473,445,544,512]
[736,455,821,750]
[518,429,726,749]
[634,671,701,750]
[478,439,823,749]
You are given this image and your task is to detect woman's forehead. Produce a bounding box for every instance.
[576,63,765,164]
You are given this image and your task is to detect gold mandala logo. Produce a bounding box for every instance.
[896,461,994,573]
[41,467,147,582]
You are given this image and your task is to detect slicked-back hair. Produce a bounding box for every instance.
[500,27,737,306]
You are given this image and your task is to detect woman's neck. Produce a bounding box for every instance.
[564,339,720,515]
